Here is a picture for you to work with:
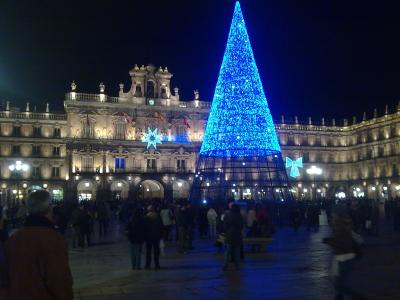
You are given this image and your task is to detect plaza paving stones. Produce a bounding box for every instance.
[70,220,400,300]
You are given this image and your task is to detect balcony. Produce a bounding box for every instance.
[74,167,192,175]
[0,111,67,121]
[65,92,211,109]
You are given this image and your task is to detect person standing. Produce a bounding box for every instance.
[97,201,111,238]
[5,190,73,300]
[126,209,145,270]
[176,205,188,253]
[393,199,400,232]
[223,203,243,271]
[185,203,195,250]
[78,204,92,247]
[70,204,82,248]
[246,206,257,236]
[144,205,163,269]
[198,206,208,239]
[160,205,173,241]
[207,207,218,240]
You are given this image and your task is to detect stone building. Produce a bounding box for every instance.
[0,65,399,203]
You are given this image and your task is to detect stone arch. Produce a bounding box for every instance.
[137,179,164,200]
[350,184,366,198]
[77,179,97,201]
[110,179,129,200]
[173,179,190,200]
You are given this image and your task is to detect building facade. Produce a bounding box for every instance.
[1,65,399,203]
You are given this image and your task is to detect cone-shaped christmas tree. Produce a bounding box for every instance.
[191,1,291,204]
[201,1,280,158]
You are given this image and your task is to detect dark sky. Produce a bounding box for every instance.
[1,0,400,122]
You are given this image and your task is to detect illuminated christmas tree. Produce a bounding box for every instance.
[191,1,291,203]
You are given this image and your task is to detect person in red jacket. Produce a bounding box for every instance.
[6,190,73,300]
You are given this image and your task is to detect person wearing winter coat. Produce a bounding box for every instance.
[5,190,73,300]
[126,209,145,270]
[160,205,173,241]
[207,207,218,240]
[246,207,257,236]
[144,206,163,269]
[223,203,243,271]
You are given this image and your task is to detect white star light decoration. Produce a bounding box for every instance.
[143,127,163,149]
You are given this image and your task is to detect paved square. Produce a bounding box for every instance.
[70,222,400,300]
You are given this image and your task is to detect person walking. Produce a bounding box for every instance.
[323,205,367,300]
[126,208,145,270]
[144,205,163,269]
[223,203,243,271]
[207,207,218,240]
[5,190,73,300]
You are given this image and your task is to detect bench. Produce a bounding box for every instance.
[243,237,274,252]
[216,235,274,252]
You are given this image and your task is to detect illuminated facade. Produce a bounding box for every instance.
[0,65,399,203]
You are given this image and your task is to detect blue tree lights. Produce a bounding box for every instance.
[190,2,292,204]
[200,1,281,157]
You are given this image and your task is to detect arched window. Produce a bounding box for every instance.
[146,81,155,98]
[160,87,167,99]
[134,85,142,97]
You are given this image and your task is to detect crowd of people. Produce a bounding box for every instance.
[1,192,400,299]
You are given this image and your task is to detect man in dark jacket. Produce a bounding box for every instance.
[126,208,145,270]
[144,205,163,269]
[223,203,243,271]
[5,190,73,300]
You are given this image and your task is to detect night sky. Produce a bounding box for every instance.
[1,0,400,123]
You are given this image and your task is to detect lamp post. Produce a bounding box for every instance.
[306,165,322,201]
[8,161,29,202]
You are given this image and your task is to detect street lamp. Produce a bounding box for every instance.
[306,165,323,201]
[8,161,29,202]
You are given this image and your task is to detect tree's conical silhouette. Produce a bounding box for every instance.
[200,1,280,158]
[191,1,292,204]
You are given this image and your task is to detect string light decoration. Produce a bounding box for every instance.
[190,1,292,204]
[143,128,163,149]
[200,1,280,157]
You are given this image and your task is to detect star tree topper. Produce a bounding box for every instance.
[143,127,163,149]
